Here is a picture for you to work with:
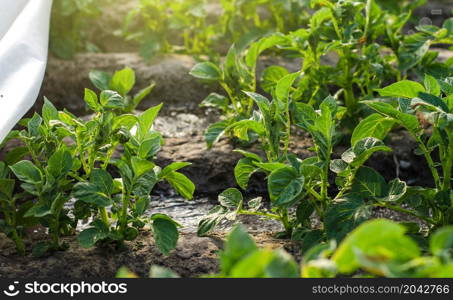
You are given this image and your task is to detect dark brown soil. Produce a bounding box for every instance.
[0,230,298,278]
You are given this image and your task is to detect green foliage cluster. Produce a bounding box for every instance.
[0,68,194,256]
[2,0,453,279]
[50,0,113,59]
[191,1,452,250]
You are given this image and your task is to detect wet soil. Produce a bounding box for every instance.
[0,228,300,278]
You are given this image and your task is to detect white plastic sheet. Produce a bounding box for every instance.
[0,0,53,143]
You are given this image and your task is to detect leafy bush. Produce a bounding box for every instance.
[0,69,194,256]
[50,0,112,59]
[364,76,453,227]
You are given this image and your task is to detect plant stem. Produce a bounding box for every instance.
[238,210,281,220]
[374,202,438,226]
[442,131,453,192]
[100,208,109,226]
[334,168,358,201]
[416,138,441,190]
[120,189,131,233]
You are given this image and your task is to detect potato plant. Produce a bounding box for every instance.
[50,0,112,59]
[190,33,286,147]
[363,76,453,228]
[275,0,453,119]
[197,91,396,244]
[198,71,453,252]
[89,67,156,113]
[0,69,194,256]
[121,0,218,60]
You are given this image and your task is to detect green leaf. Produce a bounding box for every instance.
[268,167,304,206]
[261,66,289,94]
[160,162,192,178]
[413,93,449,113]
[205,120,229,148]
[430,226,453,259]
[330,159,348,174]
[27,113,42,137]
[380,179,407,202]
[189,62,222,81]
[73,169,113,207]
[254,162,287,173]
[233,150,263,162]
[228,120,266,140]
[424,74,441,97]
[84,88,100,112]
[152,217,179,255]
[220,225,257,275]
[89,70,111,91]
[100,90,125,109]
[375,80,426,99]
[347,137,392,167]
[275,72,300,103]
[113,114,139,130]
[245,92,271,121]
[351,167,387,198]
[138,135,162,159]
[296,201,315,224]
[5,147,29,166]
[110,67,136,96]
[351,114,395,147]
[0,179,15,199]
[138,104,163,140]
[197,206,228,237]
[332,219,421,274]
[325,195,371,241]
[245,33,286,69]
[92,169,114,195]
[78,228,107,248]
[131,157,156,178]
[32,242,51,258]
[42,98,59,124]
[364,101,421,135]
[164,171,195,200]
[10,161,42,184]
[199,93,229,111]
[47,150,73,178]
[230,249,298,278]
[132,171,159,198]
[219,188,243,209]
[73,183,112,207]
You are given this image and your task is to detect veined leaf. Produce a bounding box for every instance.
[234,158,258,190]
[268,167,304,206]
[375,80,425,99]
[205,120,229,148]
[190,62,222,81]
[363,101,421,135]
[164,171,195,200]
[152,216,179,255]
[218,188,243,209]
[351,114,395,147]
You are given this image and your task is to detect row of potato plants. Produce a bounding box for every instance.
[51,0,426,60]
[121,220,453,278]
[0,68,194,256]
[190,0,453,258]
